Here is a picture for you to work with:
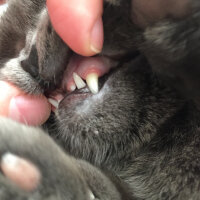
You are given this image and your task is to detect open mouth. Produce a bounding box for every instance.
[47,53,119,111]
[47,51,136,111]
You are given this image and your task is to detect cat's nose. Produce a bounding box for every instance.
[131,0,191,28]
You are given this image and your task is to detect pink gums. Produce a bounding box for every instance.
[63,54,114,92]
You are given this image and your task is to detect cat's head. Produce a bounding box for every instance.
[0,0,198,163]
[1,0,198,169]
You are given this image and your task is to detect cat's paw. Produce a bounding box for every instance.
[0,117,92,200]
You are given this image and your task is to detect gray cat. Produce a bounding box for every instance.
[0,0,200,199]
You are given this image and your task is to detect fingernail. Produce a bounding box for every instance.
[8,97,22,123]
[1,153,20,169]
[90,17,103,54]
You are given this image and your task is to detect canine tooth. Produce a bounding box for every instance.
[73,72,86,89]
[0,3,8,19]
[86,73,99,94]
[48,98,59,108]
[88,190,95,200]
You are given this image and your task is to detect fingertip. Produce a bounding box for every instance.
[47,0,104,56]
[0,81,21,116]
[9,95,51,126]
[0,81,51,126]
[90,17,104,54]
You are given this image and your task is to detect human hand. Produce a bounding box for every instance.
[46,0,104,56]
[0,0,6,5]
[0,81,51,126]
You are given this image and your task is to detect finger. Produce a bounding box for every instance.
[0,81,51,126]
[1,153,41,192]
[0,0,6,5]
[47,0,104,56]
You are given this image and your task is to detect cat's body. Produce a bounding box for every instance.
[0,0,199,199]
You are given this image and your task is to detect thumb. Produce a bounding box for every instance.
[0,81,51,126]
[47,0,104,56]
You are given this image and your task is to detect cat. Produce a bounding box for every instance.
[0,0,199,199]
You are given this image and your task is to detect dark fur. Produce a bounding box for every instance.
[0,0,199,199]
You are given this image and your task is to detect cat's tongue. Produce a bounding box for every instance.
[48,54,116,109]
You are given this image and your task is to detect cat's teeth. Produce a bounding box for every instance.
[88,190,95,200]
[86,73,99,94]
[72,72,99,94]
[48,98,59,109]
[0,3,8,19]
[73,72,86,89]
[69,84,76,92]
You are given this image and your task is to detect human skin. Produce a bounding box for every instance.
[0,0,6,5]
[46,0,104,56]
[0,81,51,126]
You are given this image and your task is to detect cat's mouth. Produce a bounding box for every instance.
[48,52,134,111]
